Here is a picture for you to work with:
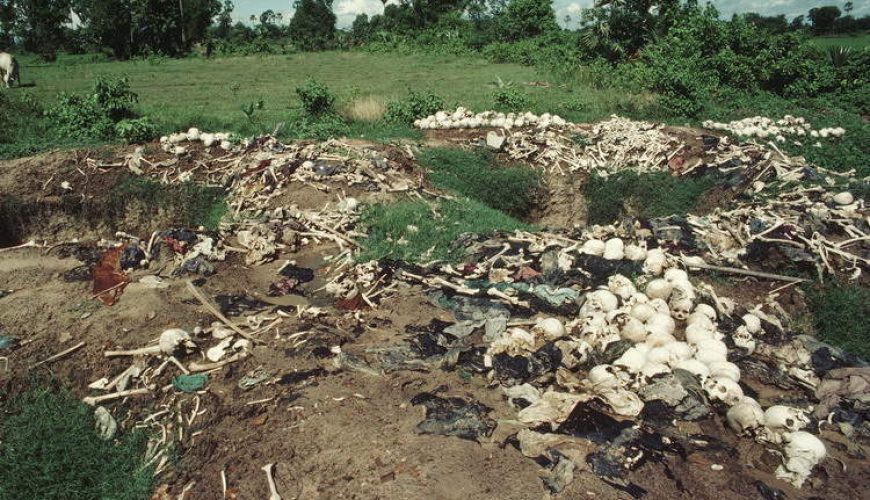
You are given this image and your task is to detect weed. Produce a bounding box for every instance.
[419,148,541,218]
[295,78,336,116]
[359,198,530,263]
[0,385,153,500]
[115,117,158,144]
[585,171,716,224]
[241,99,265,122]
[805,283,870,359]
[384,89,445,124]
[492,87,528,110]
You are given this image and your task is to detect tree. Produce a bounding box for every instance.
[844,2,853,15]
[789,14,805,31]
[73,0,133,58]
[212,0,234,39]
[497,0,558,41]
[0,0,15,48]
[808,6,841,34]
[744,13,788,34]
[13,0,72,60]
[288,0,335,50]
[129,0,220,56]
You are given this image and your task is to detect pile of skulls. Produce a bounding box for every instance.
[160,128,236,154]
[414,107,567,130]
[702,116,845,142]
[383,226,837,490]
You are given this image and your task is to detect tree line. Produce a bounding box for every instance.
[0,0,867,61]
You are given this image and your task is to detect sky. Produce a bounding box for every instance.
[233,1,870,30]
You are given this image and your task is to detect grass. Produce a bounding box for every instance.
[0,386,153,500]
[108,176,227,230]
[808,33,870,49]
[0,50,655,160]
[585,171,717,224]
[419,148,542,217]
[359,198,531,262]
[805,283,870,359]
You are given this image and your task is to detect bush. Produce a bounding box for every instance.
[114,118,157,144]
[289,113,350,140]
[48,75,139,140]
[492,87,529,111]
[384,89,445,124]
[295,78,336,116]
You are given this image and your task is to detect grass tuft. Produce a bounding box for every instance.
[342,96,386,122]
[108,176,228,230]
[0,386,153,500]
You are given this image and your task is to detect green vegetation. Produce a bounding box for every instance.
[384,88,445,124]
[809,33,870,49]
[420,148,541,217]
[0,386,153,500]
[585,172,717,225]
[108,177,227,230]
[806,283,870,359]
[359,198,530,263]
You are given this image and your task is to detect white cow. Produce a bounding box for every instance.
[0,52,20,88]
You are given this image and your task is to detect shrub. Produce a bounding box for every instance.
[491,87,529,111]
[295,78,336,116]
[290,113,350,140]
[384,89,445,124]
[114,118,157,144]
[48,75,139,140]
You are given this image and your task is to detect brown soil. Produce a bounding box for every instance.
[1,146,867,500]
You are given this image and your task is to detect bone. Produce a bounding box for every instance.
[30,341,85,368]
[261,463,282,500]
[83,387,151,406]
[188,352,248,373]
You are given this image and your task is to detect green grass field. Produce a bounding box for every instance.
[13,51,636,136]
[809,33,870,49]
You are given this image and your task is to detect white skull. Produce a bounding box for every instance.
[703,376,744,406]
[726,398,765,435]
[580,290,619,316]
[693,303,717,321]
[742,313,762,334]
[630,303,656,322]
[614,346,647,373]
[607,274,637,300]
[775,431,826,488]
[646,313,676,336]
[732,326,756,354]
[708,361,741,382]
[646,279,673,300]
[620,317,647,343]
[674,359,710,381]
[764,405,810,435]
[686,311,715,330]
[669,297,693,321]
[532,318,567,341]
[685,323,716,346]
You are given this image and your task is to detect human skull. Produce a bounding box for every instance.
[643,249,667,275]
[607,274,637,300]
[694,338,729,365]
[708,361,741,382]
[646,279,673,301]
[727,398,765,435]
[630,303,656,322]
[646,313,676,336]
[775,431,826,488]
[703,376,744,406]
[742,313,762,334]
[664,268,689,284]
[580,290,619,315]
[674,359,710,381]
[620,317,647,343]
[764,405,810,435]
[732,326,756,354]
[669,297,694,321]
[588,364,623,389]
[532,318,567,341]
[686,311,715,330]
[614,346,647,373]
[685,323,716,346]
[694,303,717,321]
